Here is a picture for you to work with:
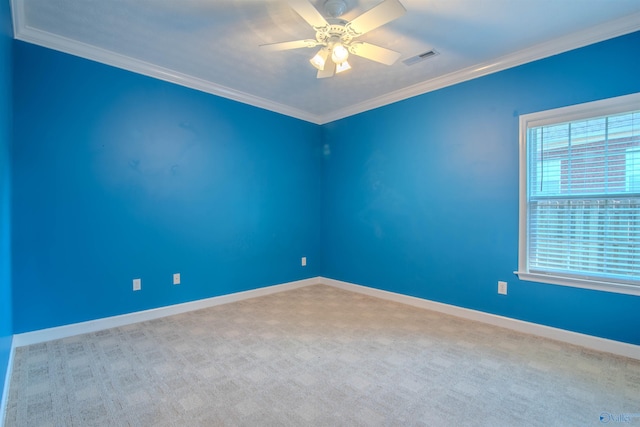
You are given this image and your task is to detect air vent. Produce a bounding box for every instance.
[403,50,439,66]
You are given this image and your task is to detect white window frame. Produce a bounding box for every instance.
[516,92,640,296]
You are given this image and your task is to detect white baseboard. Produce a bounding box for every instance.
[321,277,640,360]
[10,275,639,361]
[12,277,322,347]
[3,276,638,424]
[0,336,14,427]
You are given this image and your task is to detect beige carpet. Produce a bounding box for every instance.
[4,284,640,426]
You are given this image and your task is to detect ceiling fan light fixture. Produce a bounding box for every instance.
[310,48,329,70]
[336,60,351,74]
[263,0,407,78]
[331,43,349,64]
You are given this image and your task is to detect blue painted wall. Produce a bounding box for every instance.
[321,31,640,345]
[6,16,640,350]
[12,42,322,333]
[0,0,12,405]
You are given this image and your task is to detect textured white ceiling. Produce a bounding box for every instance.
[11,0,640,123]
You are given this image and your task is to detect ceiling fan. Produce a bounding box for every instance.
[261,0,407,78]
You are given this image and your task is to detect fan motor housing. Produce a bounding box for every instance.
[315,23,353,46]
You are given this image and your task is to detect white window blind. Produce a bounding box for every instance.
[518,93,640,295]
[627,149,640,191]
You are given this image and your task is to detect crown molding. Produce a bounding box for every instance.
[318,12,640,124]
[11,0,324,124]
[10,0,640,125]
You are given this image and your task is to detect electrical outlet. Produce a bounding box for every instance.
[301,257,307,267]
[498,281,507,295]
[133,278,141,291]
[173,273,180,285]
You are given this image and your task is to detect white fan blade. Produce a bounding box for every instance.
[317,59,336,78]
[349,42,401,65]
[347,0,406,36]
[288,0,329,28]
[260,39,319,51]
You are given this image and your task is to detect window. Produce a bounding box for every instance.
[517,93,640,295]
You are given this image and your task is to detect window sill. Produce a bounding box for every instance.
[514,271,640,296]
